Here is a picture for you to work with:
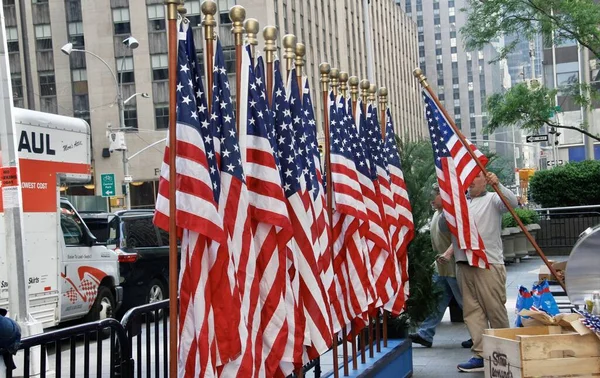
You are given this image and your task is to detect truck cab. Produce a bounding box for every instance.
[0,108,122,328]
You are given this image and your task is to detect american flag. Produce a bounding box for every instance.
[328,92,375,332]
[272,60,333,360]
[381,106,415,314]
[422,90,489,268]
[154,25,242,378]
[358,101,402,312]
[233,44,292,378]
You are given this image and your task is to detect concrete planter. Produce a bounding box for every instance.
[526,223,541,255]
[514,227,529,260]
[502,227,519,263]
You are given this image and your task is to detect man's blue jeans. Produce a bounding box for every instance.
[416,273,463,343]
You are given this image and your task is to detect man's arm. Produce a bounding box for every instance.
[485,172,518,212]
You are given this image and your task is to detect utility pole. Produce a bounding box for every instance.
[580,44,596,160]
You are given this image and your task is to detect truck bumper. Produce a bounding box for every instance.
[114,286,124,311]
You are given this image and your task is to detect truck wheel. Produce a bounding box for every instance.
[146,278,167,321]
[85,285,115,338]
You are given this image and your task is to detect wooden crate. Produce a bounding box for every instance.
[482,326,600,378]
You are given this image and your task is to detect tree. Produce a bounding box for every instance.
[461,0,600,140]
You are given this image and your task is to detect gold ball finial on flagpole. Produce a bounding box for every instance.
[368,84,377,103]
[282,34,297,72]
[320,63,331,90]
[378,87,388,110]
[201,0,217,40]
[229,5,246,46]
[412,68,429,88]
[360,79,370,103]
[339,72,349,97]
[330,68,340,94]
[244,18,259,48]
[295,43,305,70]
[177,0,187,15]
[349,76,359,102]
[263,26,277,64]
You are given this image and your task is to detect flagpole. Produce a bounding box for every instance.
[165,1,179,376]
[377,87,389,349]
[229,5,245,133]
[359,79,375,360]
[244,18,259,61]
[282,34,296,80]
[329,67,350,378]
[264,26,277,106]
[412,68,567,292]
[201,1,216,112]
[320,62,339,378]
[295,43,305,102]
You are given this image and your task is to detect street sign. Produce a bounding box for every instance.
[547,160,564,167]
[526,134,549,143]
[101,173,116,197]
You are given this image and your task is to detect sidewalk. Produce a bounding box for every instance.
[411,255,568,377]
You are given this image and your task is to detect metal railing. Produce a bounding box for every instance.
[533,205,600,254]
[2,318,132,378]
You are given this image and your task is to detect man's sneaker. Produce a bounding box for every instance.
[408,333,432,348]
[457,357,484,372]
[461,338,473,348]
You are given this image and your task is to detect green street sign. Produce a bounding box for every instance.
[101,173,116,198]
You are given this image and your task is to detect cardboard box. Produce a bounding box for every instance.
[538,260,567,282]
[483,326,600,378]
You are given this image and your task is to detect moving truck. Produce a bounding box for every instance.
[0,108,122,328]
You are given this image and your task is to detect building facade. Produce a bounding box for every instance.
[3,0,424,209]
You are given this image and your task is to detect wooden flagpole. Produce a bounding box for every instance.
[295,43,305,102]
[165,0,179,376]
[339,71,358,372]
[263,26,277,107]
[377,87,389,349]
[244,18,259,61]
[229,5,245,133]
[412,68,567,292]
[319,62,339,378]
[368,83,382,355]
[359,79,375,360]
[349,75,367,366]
[330,67,350,377]
[201,1,216,113]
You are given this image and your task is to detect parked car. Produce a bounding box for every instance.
[80,210,178,318]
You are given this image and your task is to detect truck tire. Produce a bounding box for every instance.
[146,278,167,321]
[85,285,115,338]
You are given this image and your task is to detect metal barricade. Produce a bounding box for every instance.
[120,299,170,378]
[2,318,132,378]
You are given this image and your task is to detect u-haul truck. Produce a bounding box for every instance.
[0,108,122,328]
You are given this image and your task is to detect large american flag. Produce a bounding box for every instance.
[422,90,489,268]
[357,101,401,312]
[381,106,415,314]
[273,61,333,360]
[328,92,375,332]
[234,44,292,378]
[154,25,242,378]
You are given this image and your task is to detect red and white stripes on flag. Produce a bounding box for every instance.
[422,90,489,269]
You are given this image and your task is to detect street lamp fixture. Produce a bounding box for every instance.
[123,92,150,105]
[59,36,141,209]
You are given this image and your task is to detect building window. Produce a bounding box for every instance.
[453,77,459,85]
[124,106,138,129]
[437,78,444,86]
[147,4,166,31]
[39,71,56,96]
[11,74,22,99]
[112,8,131,35]
[435,48,442,56]
[151,54,168,81]
[116,57,135,84]
[72,69,88,95]
[434,17,440,25]
[32,0,48,3]
[449,15,456,23]
[185,0,200,26]
[449,7,455,16]
[454,106,461,116]
[438,93,445,101]
[451,46,457,53]
[155,104,169,129]
[68,21,85,48]
[65,0,83,22]
[6,27,18,52]
[218,0,235,24]
[34,24,52,50]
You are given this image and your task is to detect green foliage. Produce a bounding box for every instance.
[480,146,516,186]
[461,0,600,61]
[392,139,441,329]
[529,160,600,207]
[502,208,540,228]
